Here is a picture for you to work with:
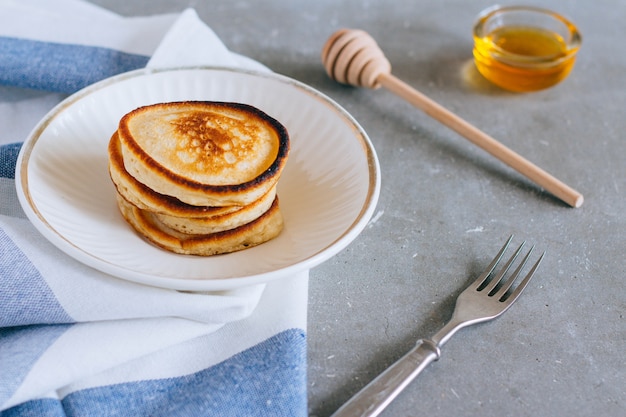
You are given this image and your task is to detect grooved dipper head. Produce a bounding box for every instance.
[321,29,392,89]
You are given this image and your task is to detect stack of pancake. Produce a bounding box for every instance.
[108,101,289,256]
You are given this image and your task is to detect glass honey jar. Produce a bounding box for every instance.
[473,5,582,92]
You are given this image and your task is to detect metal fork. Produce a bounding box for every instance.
[332,235,545,417]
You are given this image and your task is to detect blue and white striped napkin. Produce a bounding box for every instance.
[0,1,308,415]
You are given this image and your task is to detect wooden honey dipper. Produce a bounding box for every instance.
[321,29,584,208]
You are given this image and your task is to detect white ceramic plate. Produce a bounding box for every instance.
[16,67,380,290]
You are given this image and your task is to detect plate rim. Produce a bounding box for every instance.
[15,66,381,290]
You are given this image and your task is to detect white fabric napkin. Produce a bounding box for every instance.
[0,1,308,415]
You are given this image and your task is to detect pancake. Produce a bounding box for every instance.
[108,132,242,218]
[117,101,290,207]
[154,185,277,234]
[115,192,284,256]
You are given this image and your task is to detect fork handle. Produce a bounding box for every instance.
[331,339,441,417]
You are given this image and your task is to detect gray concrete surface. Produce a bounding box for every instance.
[90,1,625,415]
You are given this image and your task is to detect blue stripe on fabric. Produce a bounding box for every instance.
[0,328,307,417]
[0,324,72,410]
[0,143,21,179]
[0,398,65,417]
[0,228,73,326]
[0,37,149,94]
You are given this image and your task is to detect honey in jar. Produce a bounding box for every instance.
[472,6,581,92]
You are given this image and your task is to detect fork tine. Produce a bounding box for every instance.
[482,241,525,294]
[493,245,534,300]
[470,235,514,290]
[501,251,545,305]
